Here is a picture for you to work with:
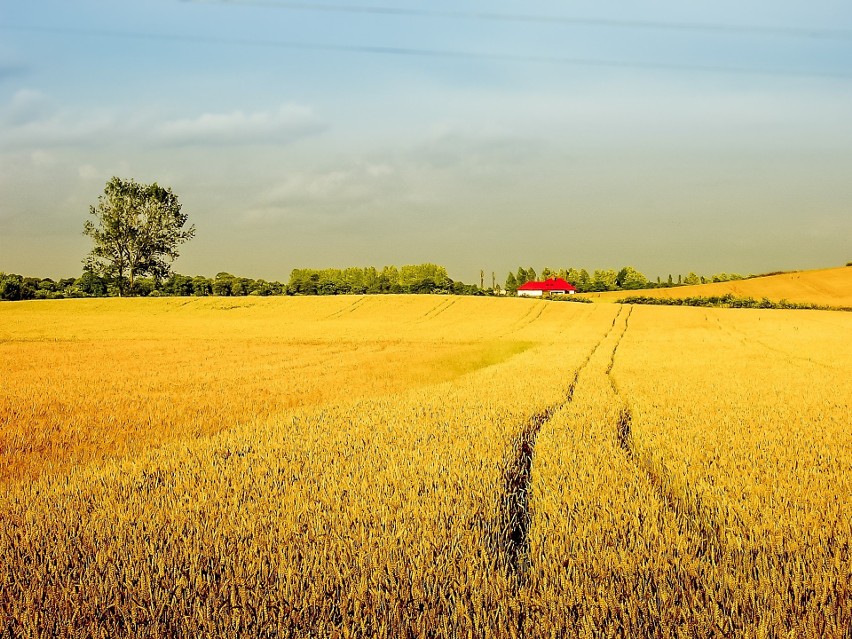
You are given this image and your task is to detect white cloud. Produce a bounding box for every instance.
[366,163,394,177]
[1,89,117,148]
[75,160,133,182]
[30,150,56,167]
[1,92,325,151]
[78,164,100,180]
[1,108,118,148]
[237,162,403,228]
[157,104,325,146]
[258,164,397,207]
[4,89,52,126]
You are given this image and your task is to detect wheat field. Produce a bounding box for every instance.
[1,296,850,637]
[580,265,852,306]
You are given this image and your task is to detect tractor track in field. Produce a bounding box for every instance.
[429,298,457,319]
[499,300,548,337]
[498,304,723,580]
[522,302,550,328]
[324,296,367,319]
[414,297,450,321]
[415,298,457,323]
[496,306,624,575]
[605,307,725,563]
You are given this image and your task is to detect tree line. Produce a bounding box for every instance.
[505,266,754,294]
[0,264,485,301]
[0,265,765,302]
[287,264,482,296]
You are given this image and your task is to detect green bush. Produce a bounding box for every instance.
[550,295,592,303]
[618,294,850,312]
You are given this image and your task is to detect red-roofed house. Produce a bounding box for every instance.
[517,278,577,297]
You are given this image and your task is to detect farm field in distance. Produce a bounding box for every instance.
[1,295,850,637]
[580,264,852,306]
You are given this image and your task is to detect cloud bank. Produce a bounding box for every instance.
[157,105,326,146]
[1,93,325,149]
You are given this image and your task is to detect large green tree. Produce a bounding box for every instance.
[83,177,195,296]
[616,266,649,290]
[590,269,618,291]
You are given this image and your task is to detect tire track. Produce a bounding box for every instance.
[429,298,457,319]
[415,297,457,323]
[498,301,541,337]
[414,298,452,322]
[522,301,549,329]
[324,296,367,320]
[605,307,724,563]
[605,305,632,394]
[495,306,624,575]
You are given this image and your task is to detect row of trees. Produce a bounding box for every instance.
[288,264,482,296]
[1,265,756,301]
[0,265,486,301]
[0,271,291,301]
[505,266,751,294]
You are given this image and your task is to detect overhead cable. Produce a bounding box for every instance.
[182,0,852,41]
[2,24,849,79]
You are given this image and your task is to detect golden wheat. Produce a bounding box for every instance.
[0,296,849,637]
[0,296,561,483]
[581,264,852,306]
[524,305,851,637]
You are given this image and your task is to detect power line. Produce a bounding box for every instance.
[2,23,849,79]
[181,0,852,41]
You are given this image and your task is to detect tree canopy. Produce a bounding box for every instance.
[83,177,195,295]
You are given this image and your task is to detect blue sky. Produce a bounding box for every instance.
[2,0,851,282]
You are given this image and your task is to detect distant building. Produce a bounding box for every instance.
[517,278,577,297]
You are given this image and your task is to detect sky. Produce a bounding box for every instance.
[1,0,851,283]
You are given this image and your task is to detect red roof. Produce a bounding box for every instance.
[517,278,577,292]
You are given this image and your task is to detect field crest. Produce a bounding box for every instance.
[580,265,852,306]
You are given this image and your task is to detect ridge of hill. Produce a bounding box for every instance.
[579,265,852,307]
